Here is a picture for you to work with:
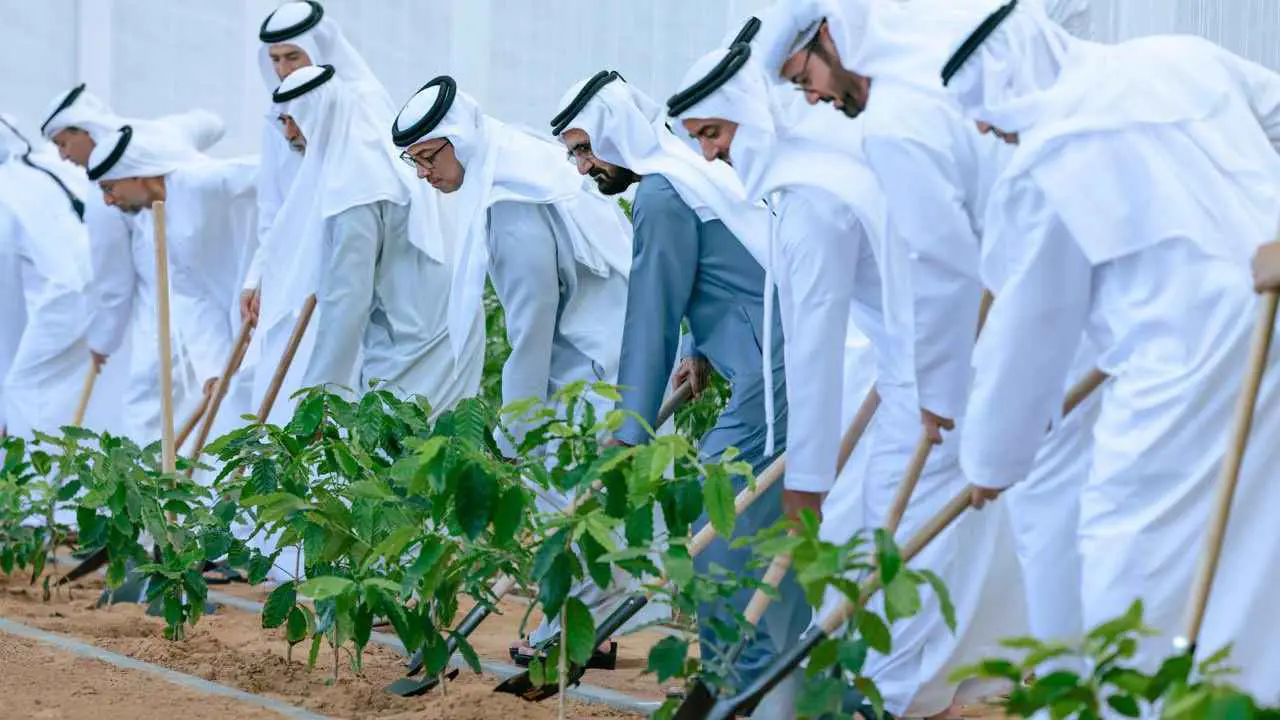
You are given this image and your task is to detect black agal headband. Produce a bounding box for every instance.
[549,70,623,137]
[40,83,87,137]
[272,64,336,103]
[666,43,752,118]
[86,124,132,182]
[391,75,457,148]
[0,115,85,221]
[942,0,1018,86]
[259,1,324,44]
[730,16,762,46]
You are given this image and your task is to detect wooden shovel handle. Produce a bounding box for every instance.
[71,363,99,427]
[744,552,793,625]
[818,489,974,635]
[255,295,317,423]
[656,381,694,429]
[153,201,177,475]
[1183,290,1278,647]
[174,390,212,452]
[836,387,881,471]
[738,387,883,627]
[884,430,933,534]
[185,318,255,472]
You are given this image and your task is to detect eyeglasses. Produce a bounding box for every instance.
[565,141,595,164]
[400,140,450,170]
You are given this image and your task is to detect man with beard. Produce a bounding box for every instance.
[755,1,1105,714]
[86,125,258,440]
[392,76,631,661]
[0,115,94,440]
[40,84,225,440]
[550,71,804,716]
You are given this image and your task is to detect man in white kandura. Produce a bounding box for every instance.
[756,0,1105,714]
[41,84,226,441]
[255,64,479,412]
[86,125,258,443]
[243,0,398,330]
[392,76,631,660]
[942,0,1280,702]
[0,116,94,440]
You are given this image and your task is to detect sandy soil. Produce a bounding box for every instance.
[0,572,640,720]
[0,633,285,720]
[2,569,1005,719]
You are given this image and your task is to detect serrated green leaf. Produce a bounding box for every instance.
[857,611,892,654]
[286,605,309,644]
[454,463,494,539]
[918,568,956,632]
[299,575,355,601]
[838,638,869,674]
[200,527,233,561]
[646,636,688,683]
[453,632,482,673]
[538,552,574,620]
[1106,693,1141,717]
[884,574,921,623]
[703,470,735,540]
[362,577,401,596]
[263,580,297,628]
[809,637,840,674]
[491,485,525,544]
[369,526,418,563]
[563,597,596,666]
[874,528,902,584]
[348,480,396,502]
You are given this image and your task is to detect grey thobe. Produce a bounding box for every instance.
[306,199,481,412]
[617,174,805,694]
[486,199,630,645]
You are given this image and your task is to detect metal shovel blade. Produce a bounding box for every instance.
[494,594,650,701]
[671,678,718,720]
[384,666,461,697]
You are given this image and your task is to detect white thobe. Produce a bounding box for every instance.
[0,212,91,437]
[773,187,882,495]
[964,182,1280,706]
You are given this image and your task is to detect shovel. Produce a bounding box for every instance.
[676,362,1110,719]
[672,386,882,716]
[1177,290,1278,654]
[495,434,793,702]
[698,489,976,720]
[386,381,695,696]
[71,363,99,427]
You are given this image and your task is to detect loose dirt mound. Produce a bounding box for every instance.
[0,571,644,719]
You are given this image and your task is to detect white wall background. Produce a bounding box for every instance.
[2,0,1278,157]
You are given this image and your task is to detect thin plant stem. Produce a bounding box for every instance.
[558,608,568,720]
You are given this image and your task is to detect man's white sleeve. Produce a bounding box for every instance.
[776,194,858,494]
[84,199,135,355]
[960,178,1090,490]
[864,132,983,421]
[160,109,226,153]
